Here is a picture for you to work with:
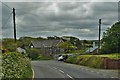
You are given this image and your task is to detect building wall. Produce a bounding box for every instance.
[36,47,64,56]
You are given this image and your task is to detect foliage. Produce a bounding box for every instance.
[47,36,61,40]
[62,36,82,49]
[37,55,53,60]
[27,48,41,60]
[2,38,17,52]
[19,36,46,47]
[58,41,77,53]
[2,52,32,79]
[101,22,120,53]
[66,53,120,68]
[96,53,120,60]
[70,50,86,54]
[66,55,104,68]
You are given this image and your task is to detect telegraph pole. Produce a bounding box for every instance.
[98,19,101,54]
[13,8,17,42]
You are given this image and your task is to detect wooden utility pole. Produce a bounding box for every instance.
[98,19,101,54]
[13,8,17,42]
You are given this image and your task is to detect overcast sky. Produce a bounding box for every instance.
[1,0,119,40]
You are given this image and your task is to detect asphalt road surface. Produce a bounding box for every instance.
[31,60,119,79]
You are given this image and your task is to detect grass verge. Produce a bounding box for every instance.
[66,53,120,69]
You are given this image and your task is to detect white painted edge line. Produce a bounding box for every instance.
[66,74,73,79]
[32,68,35,80]
[59,69,65,73]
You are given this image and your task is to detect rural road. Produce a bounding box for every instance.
[31,60,119,79]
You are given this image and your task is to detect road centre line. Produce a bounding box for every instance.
[66,74,73,79]
[53,67,57,70]
[91,70,94,72]
[96,72,100,74]
[59,69,65,73]
[53,67,73,79]
[85,69,89,70]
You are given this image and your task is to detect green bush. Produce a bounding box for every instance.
[27,48,41,60]
[2,52,32,79]
[65,56,77,64]
[66,55,104,69]
[37,55,52,60]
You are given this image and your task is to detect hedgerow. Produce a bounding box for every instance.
[66,55,104,69]
[2,52,32,79]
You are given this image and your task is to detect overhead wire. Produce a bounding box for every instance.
[0,1,12,10]
[2,11,13,28]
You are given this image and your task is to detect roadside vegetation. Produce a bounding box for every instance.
[1,38,34,79]
[66,55,104,69]
[66,53,120,69]
[65,22,120,69]
[27,48,52,60]
[100,21,120,53]
[1,21,119,78]
[2,52,32,79]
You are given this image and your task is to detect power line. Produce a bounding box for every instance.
[2,11,13,28]
[0,1,12,10]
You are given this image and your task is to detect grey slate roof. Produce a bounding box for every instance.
[85,46,98,53]
[31,40,63,48]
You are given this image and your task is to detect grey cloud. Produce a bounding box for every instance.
[2,2,118,39]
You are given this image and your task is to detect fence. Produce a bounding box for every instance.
[103,57,120,69]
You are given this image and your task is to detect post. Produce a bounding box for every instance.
[13,8,16,42]
[98,19,101,54]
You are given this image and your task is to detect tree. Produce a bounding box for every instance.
[101,22,120,53]
[2,38,17,52]
[58,41,77,53]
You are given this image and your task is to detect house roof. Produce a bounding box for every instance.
[85,46,98,53]
[30,40,63,48]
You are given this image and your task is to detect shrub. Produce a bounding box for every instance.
[65,56,77,64]
[37,55,52,60]
[66,55,104,69]
[77,56,104,68]
[27,48,41,60]
[2,52,32,79]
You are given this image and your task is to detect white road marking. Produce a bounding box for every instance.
[59,69,65,73]
[85,69,88,70]
[96,72,100,74]
[66,74,73,79]
[103,74,106,76]
[91,70,94,72]
[32,68,35,80]
[53,67,73,79]
[53,67,57,70]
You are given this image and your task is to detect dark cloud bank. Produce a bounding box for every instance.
[2,2,118,40]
